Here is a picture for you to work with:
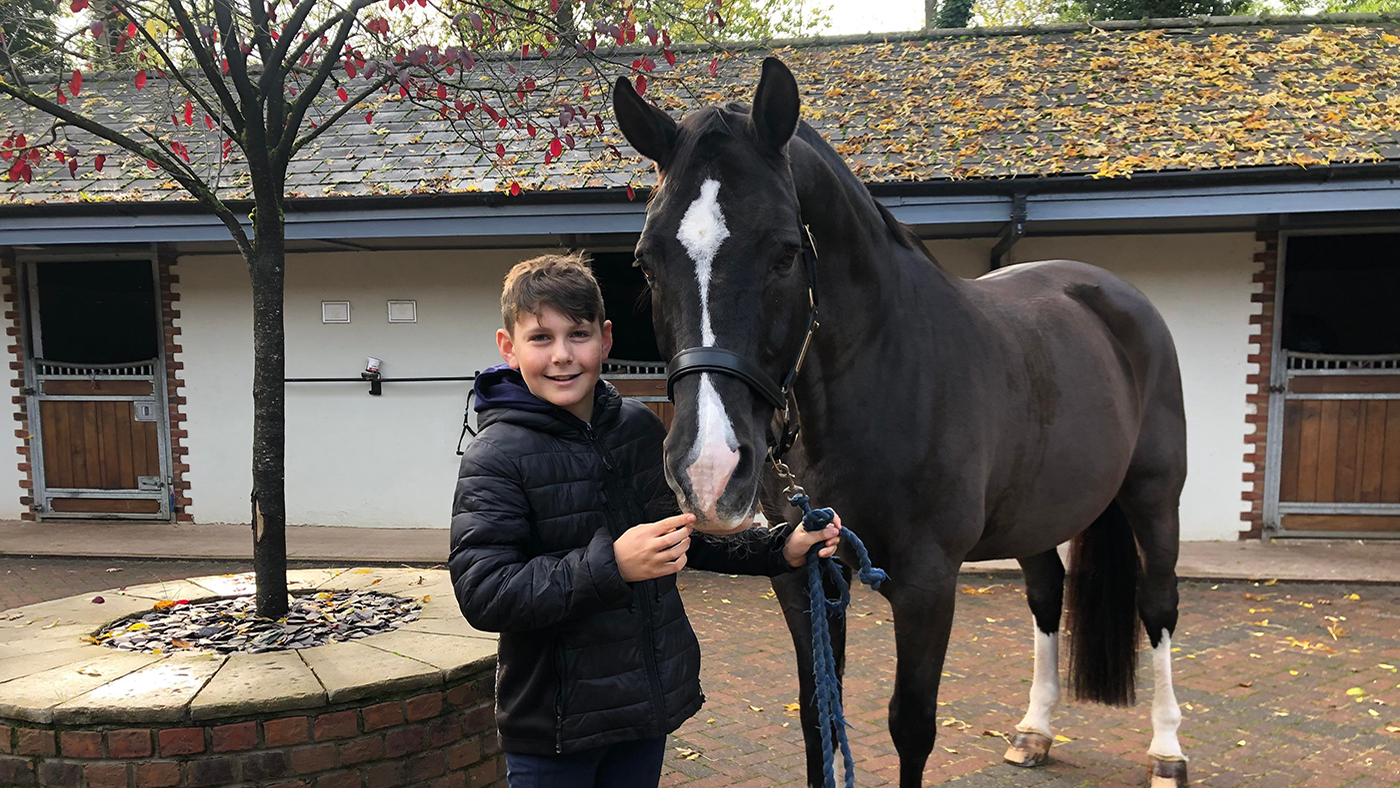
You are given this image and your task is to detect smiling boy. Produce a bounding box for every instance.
[448,253,840,787]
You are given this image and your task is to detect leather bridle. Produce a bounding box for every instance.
[665,225,820,467]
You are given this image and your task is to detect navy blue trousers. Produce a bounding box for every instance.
[504,736,666,788]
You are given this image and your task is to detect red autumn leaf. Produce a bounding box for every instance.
[126,22,137,37]
[664,49,675,67]
[57,88,67,105]
[55,150,66,164]
[565,133,575,150]
[70,69,82,95]
[550,138,562,157]
[204,115,214,130]
[627,184,636,201]
[495,142,505,158]
[709,57,719,77]
[543,151,552,165]
[91,595,104,604]
[364,111,374,124]
[89,21,102,38]
[69,159,78,177]
[146,159,158,170]
[71,0,89,11]
[337,87,348,102]
[509,181,521,196]
[28,148,39,161]
[184,101,193,126]
[583,84,590,99]
[635,75,647,94]
[94,154,105,171]
[345,59,357,78]
[436,83,447,100]
[135,70,147,89]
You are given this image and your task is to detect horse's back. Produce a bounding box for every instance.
[970,259,1182,402]
[958,259,1186,557]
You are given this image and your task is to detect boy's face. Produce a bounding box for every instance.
[497,306,613,422]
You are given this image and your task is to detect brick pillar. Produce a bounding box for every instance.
[1240,230,1279,540]
[159,254,193,523]
[2,254,35,521]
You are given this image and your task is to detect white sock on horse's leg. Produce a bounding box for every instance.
[1147,629,1186,761]
[1015,628,1059,737]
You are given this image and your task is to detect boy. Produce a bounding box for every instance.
[448,253,841,788]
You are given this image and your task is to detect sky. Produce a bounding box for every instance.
[818,0,928,35]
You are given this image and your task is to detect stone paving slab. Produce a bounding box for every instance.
[0,650,164,723]
[662,572,1400,787]
[190,649,327,721]
[0,567,499,725]
[54,652,228,724]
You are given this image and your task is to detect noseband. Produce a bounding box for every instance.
[665,225,820,464]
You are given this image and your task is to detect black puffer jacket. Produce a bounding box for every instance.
[449,365,795,755]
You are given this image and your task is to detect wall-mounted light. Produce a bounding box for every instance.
[361,356,382,396]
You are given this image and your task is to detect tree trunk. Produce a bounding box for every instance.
[248,218,288,620]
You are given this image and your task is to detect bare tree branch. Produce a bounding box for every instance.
[0,79,252,256]
[277,0,376,166]
[125,3,242,141]
[290,71,394,158]
[162,0,248,134]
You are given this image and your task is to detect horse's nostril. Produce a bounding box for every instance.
[732,445,754,490]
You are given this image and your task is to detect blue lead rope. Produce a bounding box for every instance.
[790,492,888,788]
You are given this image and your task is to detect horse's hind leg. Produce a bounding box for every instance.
[1118,473,1188,788]
[1003,549,1065,768]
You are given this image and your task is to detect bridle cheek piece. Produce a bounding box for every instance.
[665,225,820,476]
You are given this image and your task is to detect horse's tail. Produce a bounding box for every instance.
[1065,499,1141,707]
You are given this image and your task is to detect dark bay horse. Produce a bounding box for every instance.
[613,58,1189,788]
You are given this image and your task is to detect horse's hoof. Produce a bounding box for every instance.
[1149,757,1188,788]
[1003,731,1052,768]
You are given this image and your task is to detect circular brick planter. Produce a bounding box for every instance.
[0,568,501,788]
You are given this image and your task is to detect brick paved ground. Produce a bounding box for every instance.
[665,572,1400,787]
[4,560,1398,787]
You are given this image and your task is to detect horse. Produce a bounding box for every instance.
[612,57,1189,788]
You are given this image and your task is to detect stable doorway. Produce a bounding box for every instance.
[24,260,172,519]
[1267,233,1400,538]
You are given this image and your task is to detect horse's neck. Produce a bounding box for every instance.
[790,133,972,464]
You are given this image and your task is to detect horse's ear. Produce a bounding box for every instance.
[751,57,799,154]
[613,76,677,168]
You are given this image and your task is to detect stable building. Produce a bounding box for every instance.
[2,16,1398,540]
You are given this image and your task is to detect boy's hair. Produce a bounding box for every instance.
[500,252,606,334]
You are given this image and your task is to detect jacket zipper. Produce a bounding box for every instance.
[554,641,566,753]
[582,422,668,731]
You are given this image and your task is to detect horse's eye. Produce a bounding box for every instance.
[774,249,798,272]
[633,257,654,280]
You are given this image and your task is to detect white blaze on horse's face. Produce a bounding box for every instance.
[676,178,742,527]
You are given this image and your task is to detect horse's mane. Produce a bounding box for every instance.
[791,121,941,267]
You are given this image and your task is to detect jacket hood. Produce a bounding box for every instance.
[473,363,621,434]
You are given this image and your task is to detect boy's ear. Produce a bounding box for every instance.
[601,319,614,360]
[496,327,521,369]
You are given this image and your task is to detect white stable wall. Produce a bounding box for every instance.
[176,249,544,528]
[925,233,1259,542]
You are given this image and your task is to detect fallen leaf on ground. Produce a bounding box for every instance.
[749,705,763,712]
[674,747,701,761]
[105,568,123,573]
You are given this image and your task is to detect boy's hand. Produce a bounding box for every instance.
[783,512,842,568]
[615,514,695,582]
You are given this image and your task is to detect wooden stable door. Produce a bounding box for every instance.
[39,380,163,514]
[605,371,674,431]
[1274,353,1400,535]
[26,260,170,519]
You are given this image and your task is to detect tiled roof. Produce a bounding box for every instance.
[3,15,1399,206]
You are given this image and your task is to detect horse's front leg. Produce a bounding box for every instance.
[884,556,960,788]
[772,563,852,788]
